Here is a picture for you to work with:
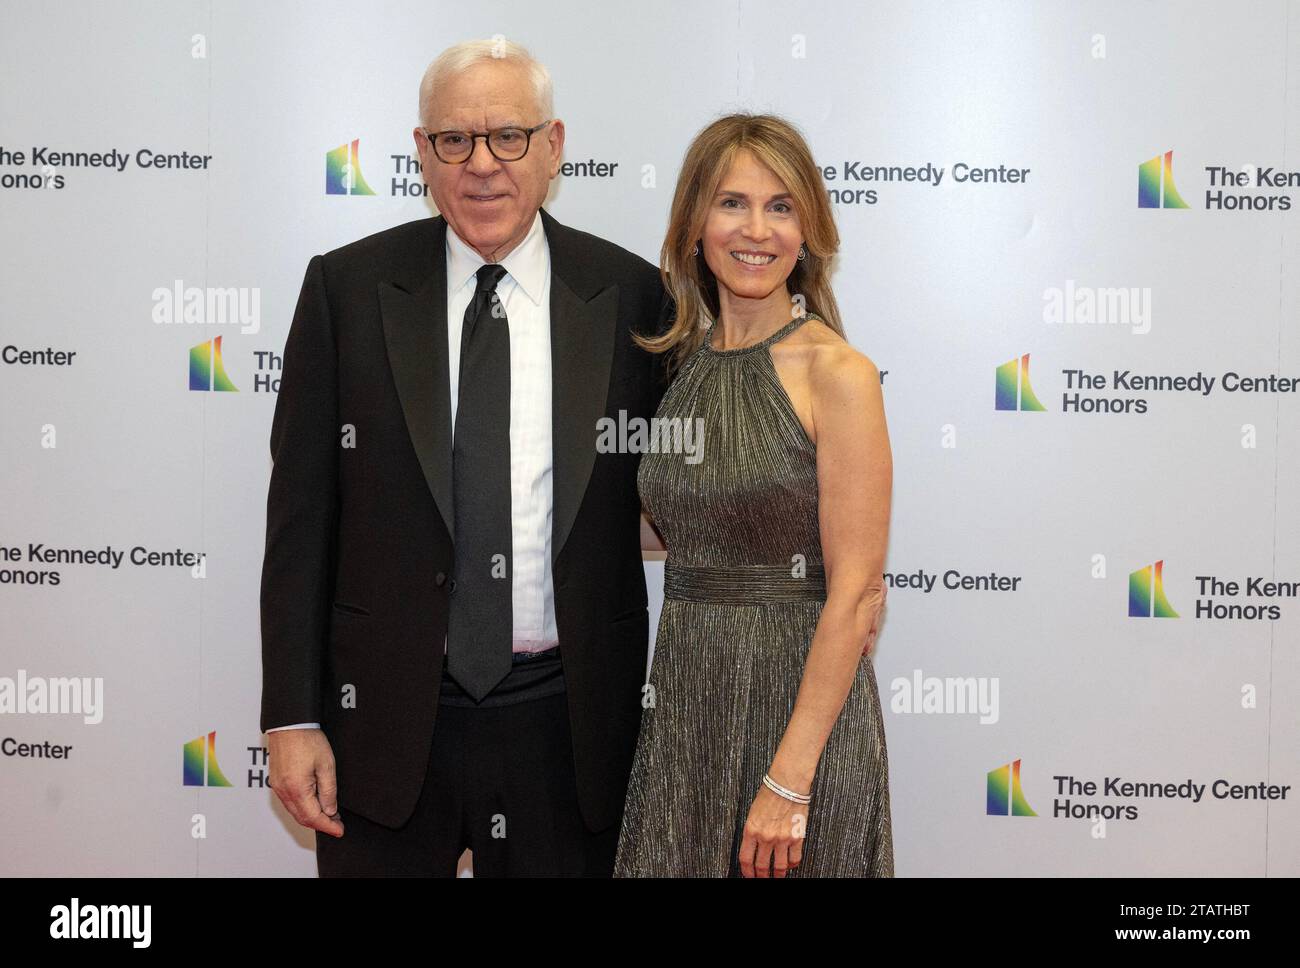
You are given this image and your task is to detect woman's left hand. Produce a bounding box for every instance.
[738,783,809,877]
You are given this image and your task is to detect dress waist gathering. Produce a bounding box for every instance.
[663,559,827,604]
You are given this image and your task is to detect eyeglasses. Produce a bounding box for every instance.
[422,120,553,164]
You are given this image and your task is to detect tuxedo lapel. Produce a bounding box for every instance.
[377,210,619,564]
[379,216,454,538]
[542,208,619,566]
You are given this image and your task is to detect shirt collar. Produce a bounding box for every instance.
[445,210,547,306]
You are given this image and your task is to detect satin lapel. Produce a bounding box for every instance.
[377,210,617,559]
[544,210,618,566]
[378,216,454,538]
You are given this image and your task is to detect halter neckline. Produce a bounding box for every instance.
[704,312,819,357]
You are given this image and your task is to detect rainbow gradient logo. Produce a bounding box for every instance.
[326,138,376,196]
[987,758,1037,816]
[182,730,233,787]
[189,336,237,391]
[994,353,1046,411]
[1129,559,1180,618]
[1138,150,1189,209]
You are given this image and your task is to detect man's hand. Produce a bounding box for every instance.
[861,582,888,657]
[267,728,345,838]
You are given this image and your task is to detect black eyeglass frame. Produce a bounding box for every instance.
[422,119,554,164]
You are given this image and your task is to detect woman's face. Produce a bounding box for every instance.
[700,149,804,304]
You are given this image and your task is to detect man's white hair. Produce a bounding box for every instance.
[418,39,554,129]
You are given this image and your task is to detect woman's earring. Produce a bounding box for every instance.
[797,244,807,261]
[691,242,700,256]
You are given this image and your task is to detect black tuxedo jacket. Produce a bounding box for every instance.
[260,208,669,831]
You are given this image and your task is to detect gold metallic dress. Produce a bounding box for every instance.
[614,313,893,878]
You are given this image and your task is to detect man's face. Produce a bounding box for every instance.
[413,60,564,262]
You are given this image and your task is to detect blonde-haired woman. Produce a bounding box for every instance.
[614,114,893,877]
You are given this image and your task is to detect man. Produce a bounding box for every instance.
[259,39,668,876]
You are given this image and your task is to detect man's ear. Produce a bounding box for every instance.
[547,118,566,176]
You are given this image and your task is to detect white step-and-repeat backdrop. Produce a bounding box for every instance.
[1,0,1296,875]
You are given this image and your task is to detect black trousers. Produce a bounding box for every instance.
[316,655,620,877]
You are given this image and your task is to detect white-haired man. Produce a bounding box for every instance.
[260,39,669,875]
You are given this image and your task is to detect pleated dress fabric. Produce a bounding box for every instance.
[613,313,893,878]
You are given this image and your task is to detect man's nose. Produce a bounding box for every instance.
[465,136,500,178]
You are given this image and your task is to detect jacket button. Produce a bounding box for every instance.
[435,572,447,587]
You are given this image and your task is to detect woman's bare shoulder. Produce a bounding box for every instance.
[791,318,881,393]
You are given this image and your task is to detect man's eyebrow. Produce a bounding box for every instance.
[435,118,526,131]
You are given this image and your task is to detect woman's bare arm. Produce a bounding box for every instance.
[768,342,891,794]
[640,510,666,553]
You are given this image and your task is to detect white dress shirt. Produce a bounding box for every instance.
[268,212,558,732]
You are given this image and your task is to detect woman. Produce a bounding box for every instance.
[613,113,893,878]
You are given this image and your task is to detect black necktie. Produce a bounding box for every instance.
[447,263,512,701]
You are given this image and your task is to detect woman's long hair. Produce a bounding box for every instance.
[636,113,844,373]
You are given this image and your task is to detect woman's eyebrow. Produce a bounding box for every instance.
[715,189,793,201]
